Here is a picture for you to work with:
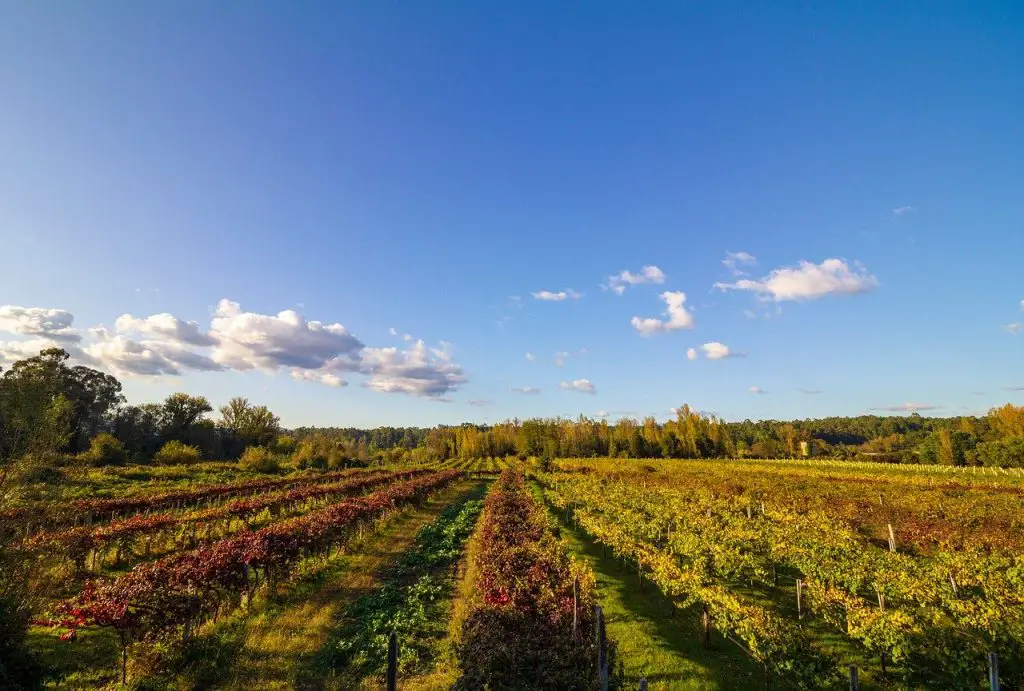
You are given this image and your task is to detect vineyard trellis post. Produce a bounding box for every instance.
[594,604,609,691]
[887,523,896,552]
[572,576,579,638]
[796,579,804,619]
[387,630,398,691]
[848,665,859,691]
[639,678,648,691]
[988,651,999,691]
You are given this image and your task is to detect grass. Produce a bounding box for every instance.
[536,483,765,691]
[148,478,484,690]
[310,482,488,689]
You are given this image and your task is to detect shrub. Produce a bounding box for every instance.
[271,435,298,456]
[79,433,128,467]
[239,446,281,474]
[153,440,202,465]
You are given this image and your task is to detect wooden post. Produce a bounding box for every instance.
[701,604,711,645]
[572,577,579,638]
[887,524,896,552]
[387,631,398,691]
[849,665,859,691]
[595,605,609,691]
[796,579,804,619]
[640,679,648,691]
[988,652,999,691]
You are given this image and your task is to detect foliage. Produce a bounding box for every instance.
[152,440,202,466]
[47,471,461,680]
[238,446,280,474]
[456,471,600,689]
[219,398,281,457]
[327,496,484,676]
[975,436,1024,468]
[0,547,43,690]
[79,433,128,467]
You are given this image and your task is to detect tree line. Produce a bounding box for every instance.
[2,348,1024,479]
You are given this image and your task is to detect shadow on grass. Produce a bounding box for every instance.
[547,502,765,690]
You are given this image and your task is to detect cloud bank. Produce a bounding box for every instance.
[0,300,466,398]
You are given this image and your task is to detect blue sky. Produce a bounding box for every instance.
[1,2,1022,427]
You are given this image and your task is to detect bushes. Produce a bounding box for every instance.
[239,446,281,473]
[291,434,360,470]
[455,471,600,689]
[153,440,202,465]
[78,432,128,466]
[975,437,1024,468]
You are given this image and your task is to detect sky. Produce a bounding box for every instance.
[1,2,1022,428]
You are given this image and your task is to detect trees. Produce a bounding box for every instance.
[0,348,123,457]
[218,397,281,457]
[159,393,212,444]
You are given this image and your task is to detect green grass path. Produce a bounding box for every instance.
[540,486,765,691]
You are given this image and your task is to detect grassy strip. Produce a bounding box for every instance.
[534,481,764,690]
[31,480,480,689]
[309,483,487,688]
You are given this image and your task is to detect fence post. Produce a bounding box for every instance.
[796,579,803,619]
[572,577,579,638]
[849,665,859,691]
[887,524,897,552]
[387,631,398,691]
[594,604,609,691]
[989,652,1000,691]
[639,679,648,691]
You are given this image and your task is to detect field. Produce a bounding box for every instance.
[10,457,1024,689]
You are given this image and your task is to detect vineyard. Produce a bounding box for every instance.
[9,457,1024,688]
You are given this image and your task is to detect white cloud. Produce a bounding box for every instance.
[722,251,757,275]
[511,385,540,394]
[714,258,878,302]
[360,339,467,398]
[560,379,596,394]
[595,410,610,418]
[0,299,469,396]
[82,329,184,376]
[686,347,699,361]
[403,333,413,341]
[525,351,535,362]
[210,299,364,372]
[389,327,398,336]
[466,399,492,407]
[0,305,81,342]
[115,312,216,346]
[1006,323,1022,335]
[742,309,757,320]
[606,265,666,295]
[700,342,743,360]
[749,386,767,395]
[1006,386,1024,392]
[1020,299,1024,311]
[291,369,347,387]
[532,289,584,301]
[554,351,569,367]
[799,388,822,395]
[631,291,695,335]
[892,206,917,216]
[0,338,73,363]
[872,402,940,412]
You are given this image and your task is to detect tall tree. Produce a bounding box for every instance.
[159,393,212,443]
